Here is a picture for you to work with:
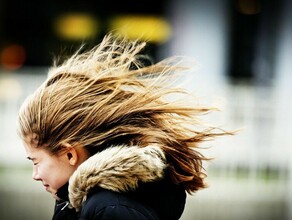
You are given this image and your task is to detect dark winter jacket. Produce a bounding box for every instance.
[52,145,186,220]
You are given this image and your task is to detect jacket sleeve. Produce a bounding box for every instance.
[91,205,158,220]
[77,190,159,220]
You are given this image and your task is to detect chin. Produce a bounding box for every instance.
[48,189,58,199]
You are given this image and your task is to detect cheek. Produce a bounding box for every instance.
[36,163,54,182]
[38,161,62,183]
[48,161,74,188]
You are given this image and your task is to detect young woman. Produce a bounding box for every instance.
[18,34,230,220]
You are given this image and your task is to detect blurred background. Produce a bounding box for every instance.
[0,0,291,219]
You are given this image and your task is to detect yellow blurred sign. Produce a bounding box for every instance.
[54,13,98,40]
[109,15,172,43]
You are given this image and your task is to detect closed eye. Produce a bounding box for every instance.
[27,156,38,165]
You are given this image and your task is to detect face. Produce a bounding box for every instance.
[24,141,76,198]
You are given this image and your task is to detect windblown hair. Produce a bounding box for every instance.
[18,34,230,193]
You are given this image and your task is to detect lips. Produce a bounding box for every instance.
[43,184,50,191]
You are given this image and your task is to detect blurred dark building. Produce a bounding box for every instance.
[227,0,284,84]
[0,0,168,69]
[0,0,287,84]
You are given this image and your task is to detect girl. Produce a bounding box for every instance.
[18,34,230,220]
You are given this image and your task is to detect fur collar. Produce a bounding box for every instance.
[68,145,166,210]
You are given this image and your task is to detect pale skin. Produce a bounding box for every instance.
[23,140,89,200]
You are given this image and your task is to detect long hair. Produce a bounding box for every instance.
[18,34,231,193]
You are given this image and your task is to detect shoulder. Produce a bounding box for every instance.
[79,188,159,220]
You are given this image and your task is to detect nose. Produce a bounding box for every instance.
[32,166,41,181]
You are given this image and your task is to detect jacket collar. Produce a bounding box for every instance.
[55,182,69,203]
[68,145,166,211]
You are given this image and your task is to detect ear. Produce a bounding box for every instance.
[60,142,89,166]
[66,147,78,166]
[60,143,79,166]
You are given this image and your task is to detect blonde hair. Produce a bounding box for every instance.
[18,34,231,193]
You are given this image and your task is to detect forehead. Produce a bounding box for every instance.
[23,141,42,156]
[23,137,50,159]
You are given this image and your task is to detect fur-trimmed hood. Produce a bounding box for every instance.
[68,145,167,210]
